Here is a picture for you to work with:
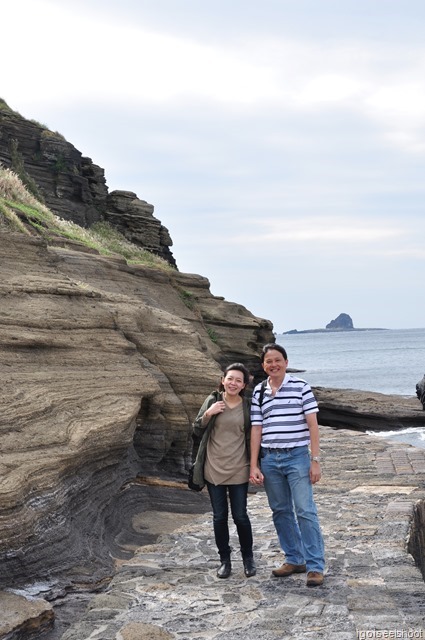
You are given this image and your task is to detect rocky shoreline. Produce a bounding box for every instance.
[64,426,425,639]
[3,422,425,640]
[314,386,424,432]
[0,480,212,640]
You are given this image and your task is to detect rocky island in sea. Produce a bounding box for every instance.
[283,312,386,334]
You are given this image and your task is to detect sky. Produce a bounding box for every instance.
[2,0,425,332]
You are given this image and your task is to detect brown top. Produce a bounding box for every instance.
[204,403,249,485]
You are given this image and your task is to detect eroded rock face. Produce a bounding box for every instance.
[105,190,176,266]
[0,106,108,227]
[0,232,274,595]
[0,105,175,265]
[409,500,425,579]
[0,592,54,638]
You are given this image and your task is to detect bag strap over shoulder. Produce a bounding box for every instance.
[258,379,267,407]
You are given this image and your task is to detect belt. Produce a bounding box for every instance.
[261,446,294,453]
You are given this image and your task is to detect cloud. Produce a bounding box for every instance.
[3,0,425,330]
[231,217,402,246]
[3,1,280,107]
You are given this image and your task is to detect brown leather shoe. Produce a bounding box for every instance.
[306,571,324,587]
[272,563,307,577]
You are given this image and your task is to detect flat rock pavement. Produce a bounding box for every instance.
[60,427,425,639]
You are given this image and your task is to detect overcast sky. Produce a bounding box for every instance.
[3,0,425,331]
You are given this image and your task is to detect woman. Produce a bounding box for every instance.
[191,363,256,579]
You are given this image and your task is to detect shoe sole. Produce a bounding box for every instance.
[272,568,306,577]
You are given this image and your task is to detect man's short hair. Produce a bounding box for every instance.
[261,343,288,363]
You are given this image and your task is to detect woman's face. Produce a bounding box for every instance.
[222,369,246,396]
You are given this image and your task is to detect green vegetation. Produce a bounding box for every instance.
[8,138,44,201]
[0,97,55,131]
[53,154,67,175]
[40,128,66,141]
[0,98,14,113]
[178,288,196,310]
[0,200,30,233]
[0,166,174,271]
[171,287,221,345]
[206,327,219,343]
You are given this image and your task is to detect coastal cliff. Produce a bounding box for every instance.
[1,100,424,640]
[0,231,273,599]
[0,99,274,631]
[0,99,175,265]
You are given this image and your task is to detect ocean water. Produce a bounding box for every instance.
[276,328,425,449]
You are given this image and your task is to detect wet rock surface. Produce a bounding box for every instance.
[28,426,425,640]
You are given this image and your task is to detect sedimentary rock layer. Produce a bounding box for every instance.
[0,232,273,597]
[0,105,175,264]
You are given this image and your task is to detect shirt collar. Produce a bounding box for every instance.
[266,373,290,392]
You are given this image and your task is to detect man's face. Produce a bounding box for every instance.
[262,349,288,378]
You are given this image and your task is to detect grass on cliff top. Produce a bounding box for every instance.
[0,98,15,113]
[0,166,174,271]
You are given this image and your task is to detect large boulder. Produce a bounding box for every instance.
[314,386,424,430]
[416,374,425,410]
[105,190,176,266]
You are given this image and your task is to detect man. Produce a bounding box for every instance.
[250,343,325,587]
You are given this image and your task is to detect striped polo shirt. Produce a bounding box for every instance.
[250,374,319,448]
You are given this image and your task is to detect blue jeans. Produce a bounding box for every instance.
[261,446,325,573]
[206,482,253,561]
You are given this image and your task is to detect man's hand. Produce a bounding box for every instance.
[310,461,321,484]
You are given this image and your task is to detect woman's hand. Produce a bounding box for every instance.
[204,400,226,419]
[249,466,264,485]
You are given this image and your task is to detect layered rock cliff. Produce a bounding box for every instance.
[0,230,273,600]
[0,99,274,618]
[0,99,175,265]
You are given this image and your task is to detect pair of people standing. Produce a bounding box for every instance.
[191,344,325,586]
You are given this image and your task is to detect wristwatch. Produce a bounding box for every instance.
[311,456,321,463]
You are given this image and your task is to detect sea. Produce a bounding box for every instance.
[276,328,425,450]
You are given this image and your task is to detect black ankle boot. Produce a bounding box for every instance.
[243,556,256,577]
[217,560,232,578]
